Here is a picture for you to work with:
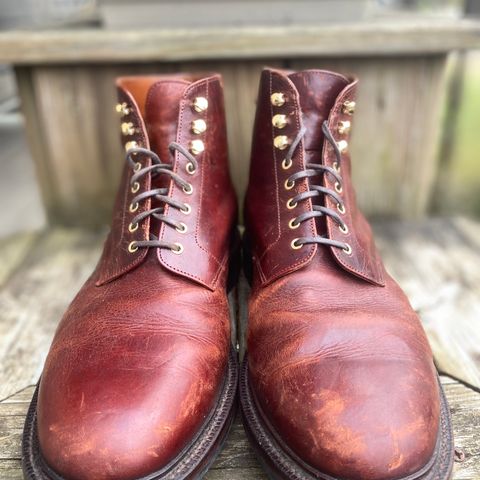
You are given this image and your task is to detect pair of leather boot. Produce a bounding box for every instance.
[22,68,454,480]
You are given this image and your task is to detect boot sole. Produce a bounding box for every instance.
[21,346,238,480]
[239,355,454,480]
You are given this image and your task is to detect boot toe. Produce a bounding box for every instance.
[36,298,229,480]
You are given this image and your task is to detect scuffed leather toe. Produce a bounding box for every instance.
[251,354,439,480]
[248,271,440,480]
[37,263,230,480]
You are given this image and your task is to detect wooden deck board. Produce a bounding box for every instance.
[0,218,479,478]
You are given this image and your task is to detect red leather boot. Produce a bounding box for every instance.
[22,73,238,480]
[240,68,453,480]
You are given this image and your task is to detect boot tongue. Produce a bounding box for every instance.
[288,70,349,151]
[144,79,190,161]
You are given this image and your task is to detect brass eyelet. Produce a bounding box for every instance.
[342,100,356,115]
[186,162,196,175]
[125,141,139,153]
[176,222,188,234]
[337,203,346,214]
[129,202,139,213]
[334,182,343,194]
[116,102,130,116]
[133,162,142,172]
[272,114,288,129]
[180,203,192,215]
[333,162,340,172]
[282,158,293,170]
[289,218,300,229]
[192,97,208,113]
[128,241,138,253]
[171,242,184,255]
[121,122,135,136]
[343,243,352,255]
[274,135,289,150]
[291,238,303,250]
[191,119,207,134]
[284,178,295,190]
[189,139,205,155]
[183,183,194,195]
[337,140,348,154]
[337,120,351,135]
[271,92,286,107]
[128,222,139,233]
[286,198,297,210]
[131,181,140,193]
[339,223,349,234]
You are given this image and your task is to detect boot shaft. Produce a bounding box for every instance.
[245,68,384,287]
[96,74,237,289]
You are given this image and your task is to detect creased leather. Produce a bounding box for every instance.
[245,68,441,480]
[245,68,385,287]
[36,73,237,480]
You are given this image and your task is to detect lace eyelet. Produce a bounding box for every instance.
[133,162,142,172]
[186,162,196,175]
[334,182,343,194]
[291,238,303,250]
[131,182,140,193]
[180,203,192,215]
[284,179,295,190]
[337,203,346,214]
[289,218,300,229]
[339,223,349,234]
[286,198,298,210]
[129,202,139,213]
[183,183,194,195]
[343,243,352,255]
[176,222,188,234]
[333,162,340,172]
[282,158,293,170]
[171,242,184,255]
[128,241,138,253]
[128,222,138,233]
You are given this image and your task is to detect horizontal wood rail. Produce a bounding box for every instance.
[0,20,480,64]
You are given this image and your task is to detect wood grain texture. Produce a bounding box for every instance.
[0,20,480,64]
[16,56,449,225]
[0,380,477,479]
[374,217,480,390]
[1,219,479,478]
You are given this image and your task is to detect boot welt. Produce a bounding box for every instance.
[22,346,238,480]
[239,355,454,480]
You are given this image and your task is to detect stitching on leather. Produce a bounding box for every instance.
[194,79,223,268]
[323,82,385,286]
[97,91,149,284]
[256,71,282,266]
[157,78,218,288]
[257,72,317,284]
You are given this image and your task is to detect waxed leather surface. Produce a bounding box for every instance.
[245,68,385,287]
[245,68,440,480]
[36,74,237,480]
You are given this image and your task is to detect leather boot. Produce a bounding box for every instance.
[22,73,238,480]
[240,68,453,480]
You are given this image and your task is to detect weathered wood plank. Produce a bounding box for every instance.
[0,21,480,64]
[0,229,104,400]
[1,378,478,479]
[373,217,480,390]
[1,220,480,478]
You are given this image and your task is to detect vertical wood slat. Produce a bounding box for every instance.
[15,56,449,226]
